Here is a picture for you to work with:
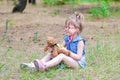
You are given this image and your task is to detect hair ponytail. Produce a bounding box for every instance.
[74,12,84,33]
[74,12,84,24]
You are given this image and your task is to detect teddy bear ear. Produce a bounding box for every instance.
[51,37,56,43]
[47,36,56,44]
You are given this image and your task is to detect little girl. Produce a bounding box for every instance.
[21,12,86,72]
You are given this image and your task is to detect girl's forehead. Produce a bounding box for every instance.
[65,20,80,29]
[65,20,74,25]
[66,21,76,27]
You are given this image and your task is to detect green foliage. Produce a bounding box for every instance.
[88,1,110,18]
[33,32,39,41]
[88,8,99,17]
[110,7,120,17]
[41,0,100,6]
[42,0,65,6]
[2,19,13,40]
[0,63,5,70]
[79,0,97,2]
[99,1,110,17]
[12,0,18,5]
[42,0,77,6]
[52,10,59,16]
[2,19,9,40]
[113,0,120,1]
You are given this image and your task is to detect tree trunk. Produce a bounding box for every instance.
[29,0,31,3]
[12,0,27,13]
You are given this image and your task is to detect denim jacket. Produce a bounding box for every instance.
[64,35,86,68]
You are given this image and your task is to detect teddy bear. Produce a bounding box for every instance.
[44,37,70,57]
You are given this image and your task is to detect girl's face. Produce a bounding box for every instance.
[64,23,78,36]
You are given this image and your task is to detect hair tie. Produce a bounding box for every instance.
[76,15,80,19]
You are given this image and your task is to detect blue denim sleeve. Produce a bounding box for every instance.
[63,35,68,42]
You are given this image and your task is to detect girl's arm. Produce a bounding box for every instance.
[70,40,84,60]
[62,40,66,47]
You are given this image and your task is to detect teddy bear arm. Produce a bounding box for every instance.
[58,48,70,56]
[52,46,58,57]
[44,45,49,51]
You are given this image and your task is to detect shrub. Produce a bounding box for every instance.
[88,1,110,18]
[42,0,77,6]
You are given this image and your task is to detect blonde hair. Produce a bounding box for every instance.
[65,12,84,33]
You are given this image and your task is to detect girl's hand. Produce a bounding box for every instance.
[61,47,67,50]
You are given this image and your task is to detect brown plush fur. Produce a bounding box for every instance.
[44,37,70,57]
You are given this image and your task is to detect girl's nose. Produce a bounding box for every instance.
[65,28,69,32]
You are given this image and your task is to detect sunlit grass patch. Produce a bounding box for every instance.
[86,34,120,79]
[0,32,120,80]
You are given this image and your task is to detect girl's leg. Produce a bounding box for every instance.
[34,53,53,72]
[21,53,52,69]
[20,62,35,69]
[45,54,79,69]
[40,53,53,63]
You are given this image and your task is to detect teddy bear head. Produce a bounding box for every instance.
[46,37,56,47]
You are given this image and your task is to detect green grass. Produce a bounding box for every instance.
[42,0,98,6]
[0,1,120,79]
[0,33,120,80]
